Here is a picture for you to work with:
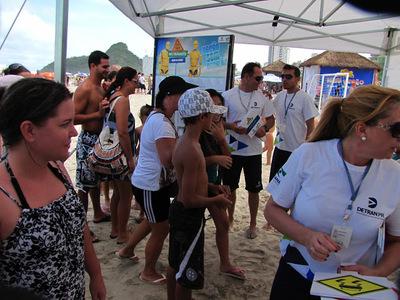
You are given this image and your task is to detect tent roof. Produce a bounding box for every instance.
[109,0,400,55]
[300,50,381,69]
[262,60,286,73]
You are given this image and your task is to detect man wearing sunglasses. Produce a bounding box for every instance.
[269,64,319,182]
[222,62,275,239]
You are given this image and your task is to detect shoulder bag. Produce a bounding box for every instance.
[87,97,129,175]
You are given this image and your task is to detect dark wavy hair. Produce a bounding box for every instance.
[0,78,71,146]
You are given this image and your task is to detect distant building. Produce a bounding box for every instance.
[142,55,153,75]
[300,50,380,93]
[268,46,290,64]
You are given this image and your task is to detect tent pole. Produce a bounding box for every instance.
[54,0,69,84]
[0,0,27,52]
[382,28,395,87]
[382,55,389,87]
[319,74,324,110]
[344,74,349,97]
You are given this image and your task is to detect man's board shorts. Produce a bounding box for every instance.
[168,199,205,290]
[75,130,102,191]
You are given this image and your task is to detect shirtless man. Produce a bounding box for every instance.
[167,89,231,300]
[74,50,110,224]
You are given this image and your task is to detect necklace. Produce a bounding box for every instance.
[237,88,254,111]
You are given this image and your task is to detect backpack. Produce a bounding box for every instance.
[87,97,129,175]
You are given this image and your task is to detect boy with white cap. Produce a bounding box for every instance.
[167,89,231,300]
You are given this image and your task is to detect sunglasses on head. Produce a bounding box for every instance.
[280,74,293,80]
[376,122,400,138]
[254,76,263,82]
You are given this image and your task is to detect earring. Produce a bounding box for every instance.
[361,136,367,141]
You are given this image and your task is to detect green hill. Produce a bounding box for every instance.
[40,42,143,73]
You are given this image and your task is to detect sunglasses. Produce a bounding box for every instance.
[280,74,294,80]
[254,76,263,82]
[376,122,400,138]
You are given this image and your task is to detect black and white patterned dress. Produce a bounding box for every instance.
[0,161,86,299]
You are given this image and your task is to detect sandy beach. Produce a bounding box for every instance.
[64,93,281,299]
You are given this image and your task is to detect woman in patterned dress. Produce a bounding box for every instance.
[0,78,106,300]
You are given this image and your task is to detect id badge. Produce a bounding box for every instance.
[331,225,352,248]
[375,222,385,264]
[278,123,286,134]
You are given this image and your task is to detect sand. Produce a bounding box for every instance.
[64,93,282,299]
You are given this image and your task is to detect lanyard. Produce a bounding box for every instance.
[337,140,372,221]
[237,88,254,111]
[284,91,297,118]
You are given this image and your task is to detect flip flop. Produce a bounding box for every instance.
[109,234,118,239]
[245,227,258,239]
[139,272,166,285]
[93,214,111,223]
[221,267,246,281]
[115,251,139,264]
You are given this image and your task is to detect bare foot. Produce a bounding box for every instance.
[116,246,135,258]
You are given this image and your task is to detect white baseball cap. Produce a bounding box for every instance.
[178,88,227,118]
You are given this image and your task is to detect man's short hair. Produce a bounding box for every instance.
[283,64,301,77]
[241,62,262,79]
[3,63,30,76]
[88,51,109,68]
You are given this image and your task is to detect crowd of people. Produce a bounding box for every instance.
[1,50,400,300]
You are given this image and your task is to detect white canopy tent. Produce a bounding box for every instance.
[108,0,400,88]
[264,73,281,83]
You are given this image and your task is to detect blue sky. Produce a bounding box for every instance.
[0,0,319,72]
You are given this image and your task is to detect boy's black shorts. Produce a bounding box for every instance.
[168,199,205,290]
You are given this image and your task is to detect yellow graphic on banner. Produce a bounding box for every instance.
[318,275,388,296]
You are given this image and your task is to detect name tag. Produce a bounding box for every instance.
[278,123,286,134]
[331,225,352,248]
